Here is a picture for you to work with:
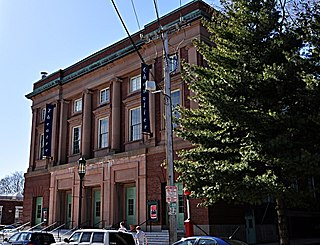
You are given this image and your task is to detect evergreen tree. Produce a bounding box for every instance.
[175,1,320,244]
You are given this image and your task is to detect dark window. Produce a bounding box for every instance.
[80,232,92,242]
[68,203,71,218]
[95,201,101,217]
[92,232,104,243]
[128,199,134,215]
[109,232,135,245]
[36,204,41,218]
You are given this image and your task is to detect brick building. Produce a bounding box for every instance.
[0,193,23,225]
[23,0,320,244]
[24,0,212,232]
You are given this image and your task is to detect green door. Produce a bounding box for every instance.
[35,197,43,224]
[176,183,185,229]
[126,187,136,226]
[93,190,101,227]
[67,193,72,228]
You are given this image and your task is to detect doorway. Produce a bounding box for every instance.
[93,190,101,227]
[34,196,43,225]
[125,186,136,227]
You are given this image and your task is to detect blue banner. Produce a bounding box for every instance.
[141,63,151,133]
[44,104,55,157]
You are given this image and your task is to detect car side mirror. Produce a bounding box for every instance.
[4,238,8,242]
[63,238,70,243]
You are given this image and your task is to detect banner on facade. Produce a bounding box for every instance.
[44,104,55,157]
[141,63,151,133]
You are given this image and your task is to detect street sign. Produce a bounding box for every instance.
[166,186,178,203]
[168,202,177,215]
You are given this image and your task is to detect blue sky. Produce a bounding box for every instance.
[0,0,217,179]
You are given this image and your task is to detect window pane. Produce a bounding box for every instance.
[169,54,178,73]
[130,76,141,92]
[171,90,181,128]
[99,118,109,148]
[100,88,110,104]
[74,98,82,112]
[73,127,81,154]
[80,232,92,242]
[128,199,134,215]
[95,201,101,217]
[130,108,141,141]
[92,232,104,243]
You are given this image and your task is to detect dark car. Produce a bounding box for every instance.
[2,231,55,245]
[172,236,248,245]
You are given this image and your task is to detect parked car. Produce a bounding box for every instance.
[172,236,248,245]
[2,231,55,245]
[0,226,16,232]
[0,227,19,240]
[54,229,135,245]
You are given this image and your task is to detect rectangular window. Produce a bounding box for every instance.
[14,206,23,224]
[74,98,82,113]
[72,126,81,154]
[98,118,109,148]
[95,201,101,217]
[130,75,141,92]
[92,233,104,243]
[41,108,46,121]
[171,90,181,127]
[36,204,42,219]
[100,88,110,104]
[39,134,44,159]
[169,53,179,73]
[128,199,134,215]
[129,107,141,141]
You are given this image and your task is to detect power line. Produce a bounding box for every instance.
[130,0,141,30]
[153,0,161,28]
[110,0,145,64]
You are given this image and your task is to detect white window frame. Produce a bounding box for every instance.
[129,107,141,141]
[41,108,46,121]
[130,75,141,92]
[72,126,81,154]
[74,98,82,113]
[100,88,110,104]
[98,117,109,148]
[39,134,44,159]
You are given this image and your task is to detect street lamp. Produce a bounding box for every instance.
[78,157,86,228]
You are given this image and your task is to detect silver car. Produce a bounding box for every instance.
[54,229,135,245]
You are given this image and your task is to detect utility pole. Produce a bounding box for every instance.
[163,30,177,244]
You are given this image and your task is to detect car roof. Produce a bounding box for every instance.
[72,229,121,233]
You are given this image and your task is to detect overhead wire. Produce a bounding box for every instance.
[130,0,141,30]
[110,0,145,64]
